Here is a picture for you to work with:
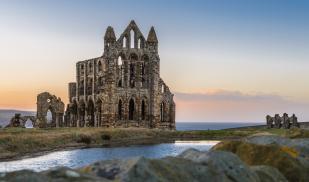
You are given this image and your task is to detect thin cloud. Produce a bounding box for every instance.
[174,90,309,123]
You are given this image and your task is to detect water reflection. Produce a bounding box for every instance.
[0,141,219,172]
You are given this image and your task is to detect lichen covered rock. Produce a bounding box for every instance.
[212,136,309,181]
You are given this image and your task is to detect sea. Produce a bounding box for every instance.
[176,122,264,131]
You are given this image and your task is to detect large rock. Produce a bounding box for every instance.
[0,147,293,182]
[0,167,103,182]
[212,136,309,181]
[179,149,260,182]
[250,165,287,182]
[245,135,309,158]
[80,156,226,182]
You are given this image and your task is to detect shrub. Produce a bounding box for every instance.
[101,134,111,140]
[76,134,92,144]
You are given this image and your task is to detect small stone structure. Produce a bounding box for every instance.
[7,113,36,128]
[266,113,299,129]
[36,92,65,128]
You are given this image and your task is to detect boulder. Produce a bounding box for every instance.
[212,136,309,181]
[245,135,309,158]
[179,149,260,182]
[80,156,227,182]
[250,165,287,182]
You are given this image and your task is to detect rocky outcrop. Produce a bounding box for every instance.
[212,135,309,181]
[0,146,292,182]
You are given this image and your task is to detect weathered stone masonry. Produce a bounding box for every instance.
[64,20,175,129]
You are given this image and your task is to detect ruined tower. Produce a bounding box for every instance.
[65,20,175,129]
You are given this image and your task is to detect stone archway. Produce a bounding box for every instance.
[36,92,65,128]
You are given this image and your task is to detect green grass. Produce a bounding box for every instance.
[0,127,308,160]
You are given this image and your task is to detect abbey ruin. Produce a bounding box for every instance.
[7,21,175,130]
[63,20,175,129]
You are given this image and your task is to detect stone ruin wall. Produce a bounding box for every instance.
[6,21,176,130]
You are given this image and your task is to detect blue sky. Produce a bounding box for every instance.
[0,0,309,122]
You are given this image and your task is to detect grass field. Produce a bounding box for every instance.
[0,127,308,161]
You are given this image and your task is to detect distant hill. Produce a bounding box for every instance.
[0,110,36,127]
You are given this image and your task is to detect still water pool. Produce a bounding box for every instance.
[0,141,219,172]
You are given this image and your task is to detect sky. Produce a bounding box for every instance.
[0,0,309,122]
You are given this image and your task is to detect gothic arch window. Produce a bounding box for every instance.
[123,37,127,48]
[87,99,95,127]
[89,62,93,73]
[118,79,122,87]
[141,100,146,120]
[130,30,135,48]
[129,98,135,120]
[118,99,122,120]
[130,64,135,88]
[98,77,104,86]
[78,100,86,127]
[87,78,93,95]
[80,64,85,74]
[118,56,123,66]
[160,102,165,122]
[98,61,102,72]
[138,38,141,49]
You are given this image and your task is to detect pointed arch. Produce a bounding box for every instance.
[78,100,86,126]
[118,99,123,120]
[123,36,127,48]
[130,29,135,48]
[138,38,141,49]
[129,98,135,120]
[118,56,123,66]
[87,99,95,127]
[98,61,102,72]
[160,102,165,122]
[141,100,146,120]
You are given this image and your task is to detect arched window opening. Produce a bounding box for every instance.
[25,119,33,128]
[87,78,93,95]
[47,110,53,124]
[130,30,135,48]
[79,101,86,127]
[98,77,104,87]
[80,64,85,74]
[89,62,93,73]
[160,102,165,122]
[123,37,127,48]
[87,100,95,127]
[138,39,141,49]
[118,100,122,120]
[98,61,102,72]
[118,56,123,66]
[118,80,122,87]
[141,100,146,120]
[129,99,135,120]
[161,85,165,93]
[130,64,135,88]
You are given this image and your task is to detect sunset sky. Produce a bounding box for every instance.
[0,0,309,122]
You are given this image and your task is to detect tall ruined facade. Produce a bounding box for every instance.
[65,21,175,130]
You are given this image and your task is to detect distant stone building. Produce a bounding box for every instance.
[65,20,175,129]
